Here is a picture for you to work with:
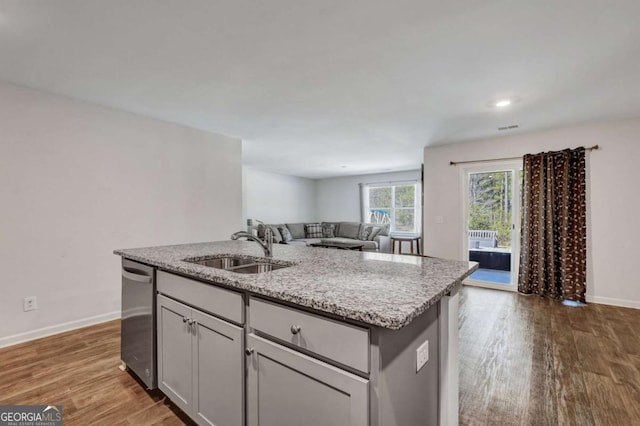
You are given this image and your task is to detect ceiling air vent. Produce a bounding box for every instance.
[498,124,519,131]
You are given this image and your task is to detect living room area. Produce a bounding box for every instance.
[243,167,423,254]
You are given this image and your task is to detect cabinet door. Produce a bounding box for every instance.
[157,295,193,415]
[192,308,244,426]
[247,334,368,426]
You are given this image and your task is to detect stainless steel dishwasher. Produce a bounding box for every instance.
[121,258,156,389]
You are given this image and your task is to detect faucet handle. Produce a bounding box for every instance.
[264,226,274,256]
[263,226,273,242]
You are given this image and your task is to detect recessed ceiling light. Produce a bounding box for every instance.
[487,96,521,109]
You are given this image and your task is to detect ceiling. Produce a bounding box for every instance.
[1,1,639,178]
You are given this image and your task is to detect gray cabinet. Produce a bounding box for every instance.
[158,294,244,426]
[246,333,368,426]
[157,295,192,413]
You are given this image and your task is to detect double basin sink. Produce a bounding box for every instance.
[184,255,292,274]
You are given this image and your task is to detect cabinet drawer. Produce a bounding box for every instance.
[249,297,369,373]
[157,271,243,324]
[247,333,368,426]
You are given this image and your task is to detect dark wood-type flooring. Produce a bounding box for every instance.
[459,286,640,426]
[1,286,639,425]
[0,320,194,425]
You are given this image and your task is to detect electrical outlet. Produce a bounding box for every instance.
[23,296,37,312]
[416,340,429,372]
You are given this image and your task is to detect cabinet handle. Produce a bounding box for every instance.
[245,347,254,356]
[290,325,301,335]
[187,319,195,325]
[122,268,152,283]
[182,317,188,323]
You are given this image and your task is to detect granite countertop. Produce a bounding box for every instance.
[115,241,478,330]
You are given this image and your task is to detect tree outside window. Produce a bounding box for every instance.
[367,183,419,233]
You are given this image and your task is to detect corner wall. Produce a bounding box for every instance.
[0,81,243,346]
[242,168,318,225]
[423,117,640,308]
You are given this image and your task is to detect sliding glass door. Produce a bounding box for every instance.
[461,162,522,291]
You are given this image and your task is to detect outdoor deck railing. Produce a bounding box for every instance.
[468,230,498,249]
[468,230,497,239]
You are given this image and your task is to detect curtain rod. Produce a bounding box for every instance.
[449,145,600,166]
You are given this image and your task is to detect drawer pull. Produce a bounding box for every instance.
[245,347,254,356]
[290,325,301,335]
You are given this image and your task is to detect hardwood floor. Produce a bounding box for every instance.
[1,287,638,425]
[0,321,195,426]
[459,286,640,426]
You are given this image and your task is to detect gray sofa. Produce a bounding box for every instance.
[258,221,391,253]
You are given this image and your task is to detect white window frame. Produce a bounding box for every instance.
[360,180,422,235]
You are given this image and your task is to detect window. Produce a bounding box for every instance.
[361,181,421,234]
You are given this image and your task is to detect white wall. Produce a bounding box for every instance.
[316,170,421,221]
[0,82,243,345]
[423,117,640,308]
[243,168,317,224]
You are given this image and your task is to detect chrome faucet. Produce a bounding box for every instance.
[231,226,273,258]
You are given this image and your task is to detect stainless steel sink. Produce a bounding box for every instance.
[230,263,290,274]
[183,255,292,274]
[189,257,255,269]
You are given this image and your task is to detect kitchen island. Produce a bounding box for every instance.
[115,240,477,426]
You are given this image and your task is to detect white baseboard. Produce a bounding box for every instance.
[587,295,640,310]
[0,311,121,349]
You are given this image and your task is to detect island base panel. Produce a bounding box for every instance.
[369,303,440,426]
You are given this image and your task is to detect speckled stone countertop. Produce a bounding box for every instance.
[115,241,478,330]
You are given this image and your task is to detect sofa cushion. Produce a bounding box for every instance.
[286,223,306,239]
[337,222,361,239]
[321,223,336,238]
[358,224,378,241]
[278,226,294,242]
[268,225,284,243]
[363,222,390,236]
[305,223,323,238]
[258,224,284,243]
[325,237,378,251]
[358,240,379,251]
[368,226,382,241]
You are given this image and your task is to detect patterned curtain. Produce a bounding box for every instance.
[518,148,587,302]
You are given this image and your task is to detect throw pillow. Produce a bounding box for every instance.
[305,223,323,238]
[321,223,336,238]
[368,226,382,241]
[267,225,283,243]
[258,224,284,243]
[278,226,293,242]
[358,225,374,241]
[364,222,390,236]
